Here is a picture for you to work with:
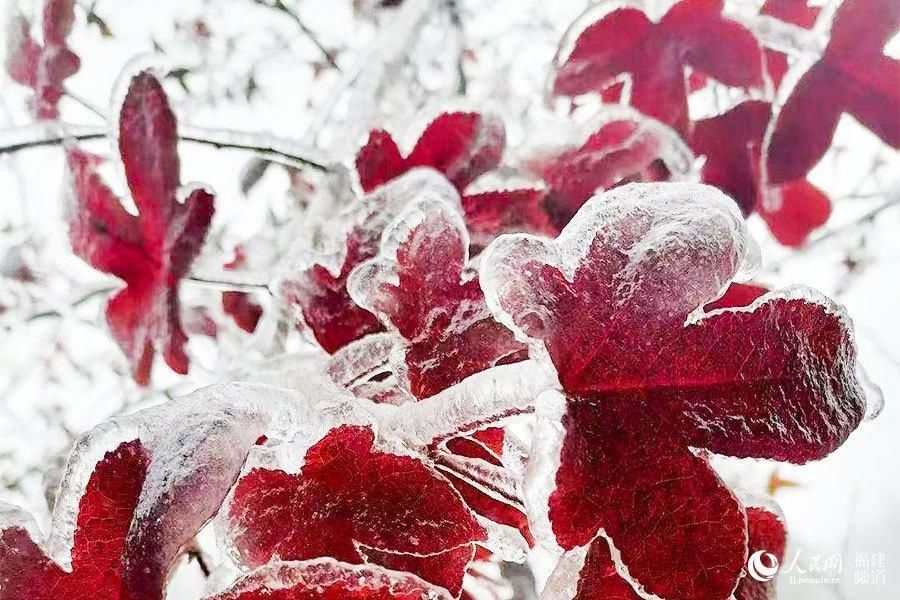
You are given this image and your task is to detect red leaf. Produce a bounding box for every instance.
[0,440,149,600]
[349,198,526,398]
[690,100,831,245]
[355,112,505,193]
[766,0,900,183]
[734,504,787,600]
[461,188,558,250]
[222,291,264,333]
[554,0,763,133]
[480,183,865,599]
[225,426,485,594]
[5,0,80,119]
[524,118,677,228]
[67,72,214,384]
[704,282,769,311]
[280,171,457,353]
[358,545,474,597]
[209,559,452,600]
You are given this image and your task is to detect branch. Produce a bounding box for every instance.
[445,0,467,95]
[0,123,332,172]
[253,0,340,71]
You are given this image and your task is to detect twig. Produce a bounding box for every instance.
[186,275,272,293]
[445,0,467,95]
[26,286,118,322]
[63,89,107,120]
[253,0,340,71]
[0,123,332,172]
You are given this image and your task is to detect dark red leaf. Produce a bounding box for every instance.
[356,112,505,193]
[704,282,769,311]
[690,100,831,245]
[554,0,763,133]
[461,188,558,250]
[480,183,866,599]
[209,559,452,600]
[358,545,474,597]
[734,504,787,600]
[222,291,263,333]
[67,72,214,384]
[766,0,900,183]
[524,118,676,228]
[226,426,485,594]
[349,198,525,398]
[0,440,149,600]
[5,0,80,119]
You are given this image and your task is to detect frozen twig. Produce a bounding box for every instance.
[0,123,332,172]
[252,0,340,71]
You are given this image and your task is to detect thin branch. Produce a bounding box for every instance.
[26,286,119,322]
[0,123,332,172]
[254,0,340,71]
[63,89,107,120]
[445,0,467,95]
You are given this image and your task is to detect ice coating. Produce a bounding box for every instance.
[348,196,526,398]
[540,544,589,600]
[480,182,755,356]
[523,390,568,552]
[277,168,459,353]
[222,425,486,595]
[478,182,866,599]
[1,379,369,600]
[519,106,697,230]
[209,558,452,599]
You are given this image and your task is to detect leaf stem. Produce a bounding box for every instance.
[255,0,340,71]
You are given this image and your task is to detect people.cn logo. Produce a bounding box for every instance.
[748,550,780,582]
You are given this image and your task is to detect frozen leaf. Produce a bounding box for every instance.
[225,425,486,595]
[279,169,458,353]
[0,440,149,600]
[761,0,820,87]
[5,0,80,119]
[553,0,764,133]
[67,71,214,384]
[734,499,787,600]
[542,498,786,600]
[461,188,558,251]
[690,100,830,245]
[480,182,865,599]
[209,559,452,600]
[704,282,769,311]
[523,111,691,229]
[349,198,526,399]
[356,112,505,193]
[766,0,900,183]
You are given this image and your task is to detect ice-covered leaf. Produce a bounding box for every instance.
[480,182,865,599]
[461,188,558,251]
[209,559,452,600]
[689,100,830,245]
[279,169,458,353]
[0,440,148,600]
[734,500,787,600]
[349,198,526,398]
[356,112,505,193]
[704,282,769,311]
[541,498,786,600]
[553,0,764,133]
[766,0,900,183]
[225,425,485,595]
[67,71,214,384]
[523,114,688,229]
[5,0,80,119]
